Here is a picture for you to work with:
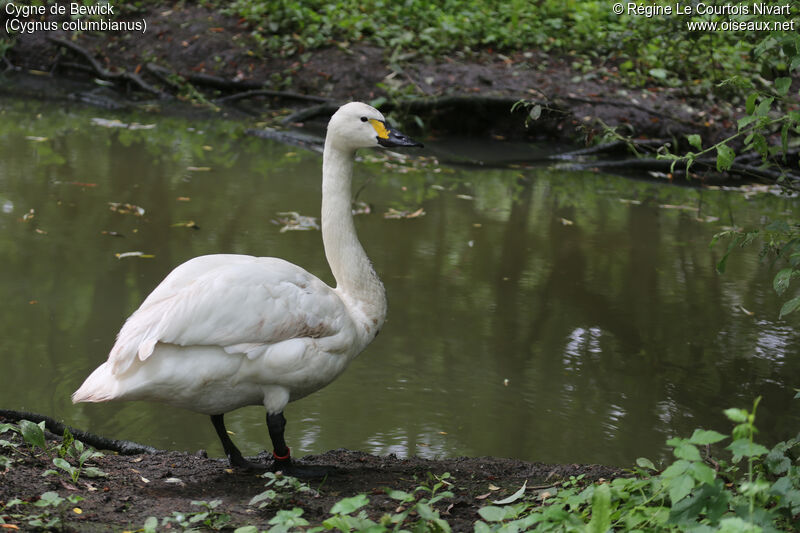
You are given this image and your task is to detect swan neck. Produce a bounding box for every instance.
[321,142,386,328]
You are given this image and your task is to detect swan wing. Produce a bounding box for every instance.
[108,255,344,374]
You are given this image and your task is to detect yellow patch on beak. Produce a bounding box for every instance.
[369,119,390,140]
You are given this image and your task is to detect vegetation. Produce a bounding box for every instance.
[3,400,800,531]
[218,0,795,85]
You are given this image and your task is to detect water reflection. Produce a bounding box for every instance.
[0,99,798,468]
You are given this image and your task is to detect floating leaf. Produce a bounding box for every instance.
[384,207,425,219]
[108,202,145,216]
[115,251,155,259]
[171,220,200,229]
[272,212,319,233]
[187,166,212,172]
[91,118,155,130]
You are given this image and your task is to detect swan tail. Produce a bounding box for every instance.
[71,362,119,403]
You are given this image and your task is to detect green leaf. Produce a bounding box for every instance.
[727,439,769,461]
[773,268,794,295]
[493,480,526,505]
[587,484,611,533]
[662,459,691,479]
[330,494,369,515]
[716,143,735,172]
[686,134,702,150]
[689,429,728,445]
[775,77,791,96]
[636,457,656,470]
[689,461,716,485]
[745,92,758,115]
[388,489,414,502]
[670,440,702,462]
[249,489,276,506]
[53,457,74,473]
[143,516,159,533]
[82,466,108,478]
[474,521,492,533]
[780,296,800,318]
[724,408,748,423]
[755,96,774,117]
[19,420,46,451]
[649,68,668,80]
[477,506,507,522]
[737,115,758,130]
[668,474,695,504]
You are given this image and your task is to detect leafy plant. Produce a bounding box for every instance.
[248,471,317,509]
[473,397,800,532]
[0,491,85,530]
[161,500,232,532]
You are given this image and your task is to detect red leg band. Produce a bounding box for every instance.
[273,447,291,461]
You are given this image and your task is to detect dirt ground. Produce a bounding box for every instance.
[0,414,623,531]
[3,2,732,144]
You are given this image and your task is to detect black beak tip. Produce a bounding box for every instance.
[378,131,424,149]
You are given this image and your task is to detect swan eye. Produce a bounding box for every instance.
[360,116,368,122]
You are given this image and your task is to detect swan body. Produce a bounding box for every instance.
[72,102,422,469]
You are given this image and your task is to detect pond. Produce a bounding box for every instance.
[1,98,798,468]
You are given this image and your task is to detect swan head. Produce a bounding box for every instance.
[327,102,423,152]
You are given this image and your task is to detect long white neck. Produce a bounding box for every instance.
[321,140,387,335]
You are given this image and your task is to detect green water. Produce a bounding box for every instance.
[1,99,797,467]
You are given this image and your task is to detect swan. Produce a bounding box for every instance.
[72,102,422,471]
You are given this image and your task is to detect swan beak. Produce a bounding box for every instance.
[370,119,423,148]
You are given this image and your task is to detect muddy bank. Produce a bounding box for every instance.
[0,412,623,531]
[2,2,732,148]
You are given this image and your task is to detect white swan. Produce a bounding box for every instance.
[72,102,422,470]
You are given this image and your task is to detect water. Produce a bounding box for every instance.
[1,98,798,468]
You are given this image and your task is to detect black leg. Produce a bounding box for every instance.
[210,414,265,470]
[266,411,291,467]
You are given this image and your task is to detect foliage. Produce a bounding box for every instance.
[159,499,233,532]
[248,471,317,508]
[471,397,800,532]
[674,28,800,318]
[0,491,85,530]
[217,0,795,89]
[0,420,107,482]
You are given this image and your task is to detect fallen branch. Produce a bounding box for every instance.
[214,88,330,105]
[559,94,704,127]
[281,94,541,125]
[48,36,168,98]
[550,139,669,160]
[0,409,161,455]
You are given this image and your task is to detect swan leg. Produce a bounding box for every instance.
[267,411,291,468]
[265,411,332,478]
[210,414,265,470]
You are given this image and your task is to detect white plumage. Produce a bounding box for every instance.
[72,102,422,470]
